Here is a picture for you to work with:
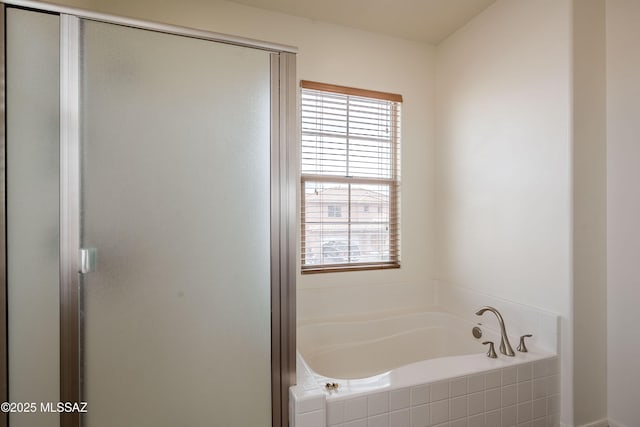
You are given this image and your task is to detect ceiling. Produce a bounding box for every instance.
[225,0,497,44]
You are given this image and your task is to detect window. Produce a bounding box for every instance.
[300,80,401,273]
[327,205,342,218]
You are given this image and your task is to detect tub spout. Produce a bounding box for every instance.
[475,306,515,357]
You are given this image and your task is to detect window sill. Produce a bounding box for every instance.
[301,262,400,274]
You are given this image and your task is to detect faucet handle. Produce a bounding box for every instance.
[517,334,533,352]
[482,341,498,358]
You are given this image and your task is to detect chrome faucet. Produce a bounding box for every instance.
[475,306,515,356]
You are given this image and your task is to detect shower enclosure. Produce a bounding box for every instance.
[1,2,296,426]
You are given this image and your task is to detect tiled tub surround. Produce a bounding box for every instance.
[291,354,560,427]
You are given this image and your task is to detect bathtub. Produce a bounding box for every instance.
[291,310,560,427]
[299,311,490,380]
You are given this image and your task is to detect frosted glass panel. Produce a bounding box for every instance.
[6,9,60,427]
[80,21,271,426]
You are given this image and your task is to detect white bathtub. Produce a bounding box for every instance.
[291,310,560,427]
[299,311,491,380]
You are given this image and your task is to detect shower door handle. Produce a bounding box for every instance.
[80,248,97,274]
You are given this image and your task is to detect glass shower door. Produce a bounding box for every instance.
[79,20,272,426]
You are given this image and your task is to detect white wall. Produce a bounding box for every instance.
[606,1,640,426]
[434,0,573,424]
[435,0,572,318]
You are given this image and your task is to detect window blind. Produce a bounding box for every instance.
[300,80,401,273]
